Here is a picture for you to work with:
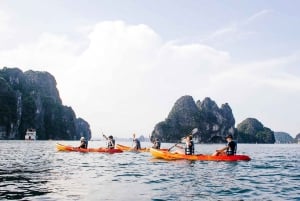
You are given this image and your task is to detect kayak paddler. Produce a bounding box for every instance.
[173,135,194,155]
[212,134,237,156]
[132,133,141,150]
[79,137,88,149]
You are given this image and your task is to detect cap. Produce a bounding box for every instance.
[226,134,233,139]
[108,135,113,139]
[80,137,85,141]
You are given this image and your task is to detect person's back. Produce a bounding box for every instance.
[133,139,141,150]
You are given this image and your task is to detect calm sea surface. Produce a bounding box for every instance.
[0,140,299,201]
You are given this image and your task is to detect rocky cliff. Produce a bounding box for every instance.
[151,95,235,143]
[0,67,91,140]
[236,118,275,143]
[274,132,295,143]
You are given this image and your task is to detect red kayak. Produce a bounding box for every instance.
[56,143,123,153]
[150,148,251,161]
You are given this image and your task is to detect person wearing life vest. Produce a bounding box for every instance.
[152,138,161,149]
[175,135,194,155]
[213,134,237,156]
[79,137,88,149]
[107,135,115,149]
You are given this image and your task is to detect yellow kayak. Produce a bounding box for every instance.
[116,144,149,152]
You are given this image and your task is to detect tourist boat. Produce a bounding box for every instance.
[56,143,123,153]
[149,148,251,161]
[25,129,36,140]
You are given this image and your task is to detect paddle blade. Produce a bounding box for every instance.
[191,128,198,134]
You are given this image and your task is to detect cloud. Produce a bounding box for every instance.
[202,9,273,44]
[245,9,273,24]
[0,20,299,137]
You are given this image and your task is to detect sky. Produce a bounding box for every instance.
[0,0,300,138]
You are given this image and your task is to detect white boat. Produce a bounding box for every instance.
[25,129,36,140]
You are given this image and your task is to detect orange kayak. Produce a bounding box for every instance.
[56,143,123,153]
[149,148,251,161]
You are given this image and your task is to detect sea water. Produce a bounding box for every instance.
[0,140,299,201]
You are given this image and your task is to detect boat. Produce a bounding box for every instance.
[149,148,251,161]
[56,143,123,153]
[25,129,36,140]
[116,144,169,152]
[116,144,150,152]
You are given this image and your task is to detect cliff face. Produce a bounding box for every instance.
[151,95,235,143]
[0,67,91,140]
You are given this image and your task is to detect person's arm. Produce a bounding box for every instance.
[216,146,228,153]
[175,144,184,149]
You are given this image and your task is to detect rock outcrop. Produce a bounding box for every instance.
[151,95,235,143]
[236,118,275,143]
[274,132,295,143]
[0,67,91,140]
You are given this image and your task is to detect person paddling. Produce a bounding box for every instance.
[107,135,115,149]
[132,133,141,150]
[173,135,194,155]
[79,137,88,149]
[103,134,116,149]
[212,134,237,156]
[152,138,161,149]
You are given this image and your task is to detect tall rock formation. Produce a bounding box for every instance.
[236,118,275,143]
[0,67,91,140]
[151,95,235,143]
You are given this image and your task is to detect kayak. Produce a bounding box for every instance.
[116,144,149,152]
[116,144,169,152]
[56,143,123,153]
[149,148,251,161]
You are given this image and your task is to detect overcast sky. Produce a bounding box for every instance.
[1,0,300,138]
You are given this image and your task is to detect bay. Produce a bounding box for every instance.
[0,141,299,201]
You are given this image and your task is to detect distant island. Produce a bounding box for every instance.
[150,95,299,144]
[0,67,91,140]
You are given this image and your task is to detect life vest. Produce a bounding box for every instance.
[226,141,237,155]
[152,141,161,149]
[185,140,194,155]
[107,139,115,149]
[80,140,88,149]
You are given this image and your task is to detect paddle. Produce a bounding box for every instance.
[102,132,108,140]
[168,128,198,151]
